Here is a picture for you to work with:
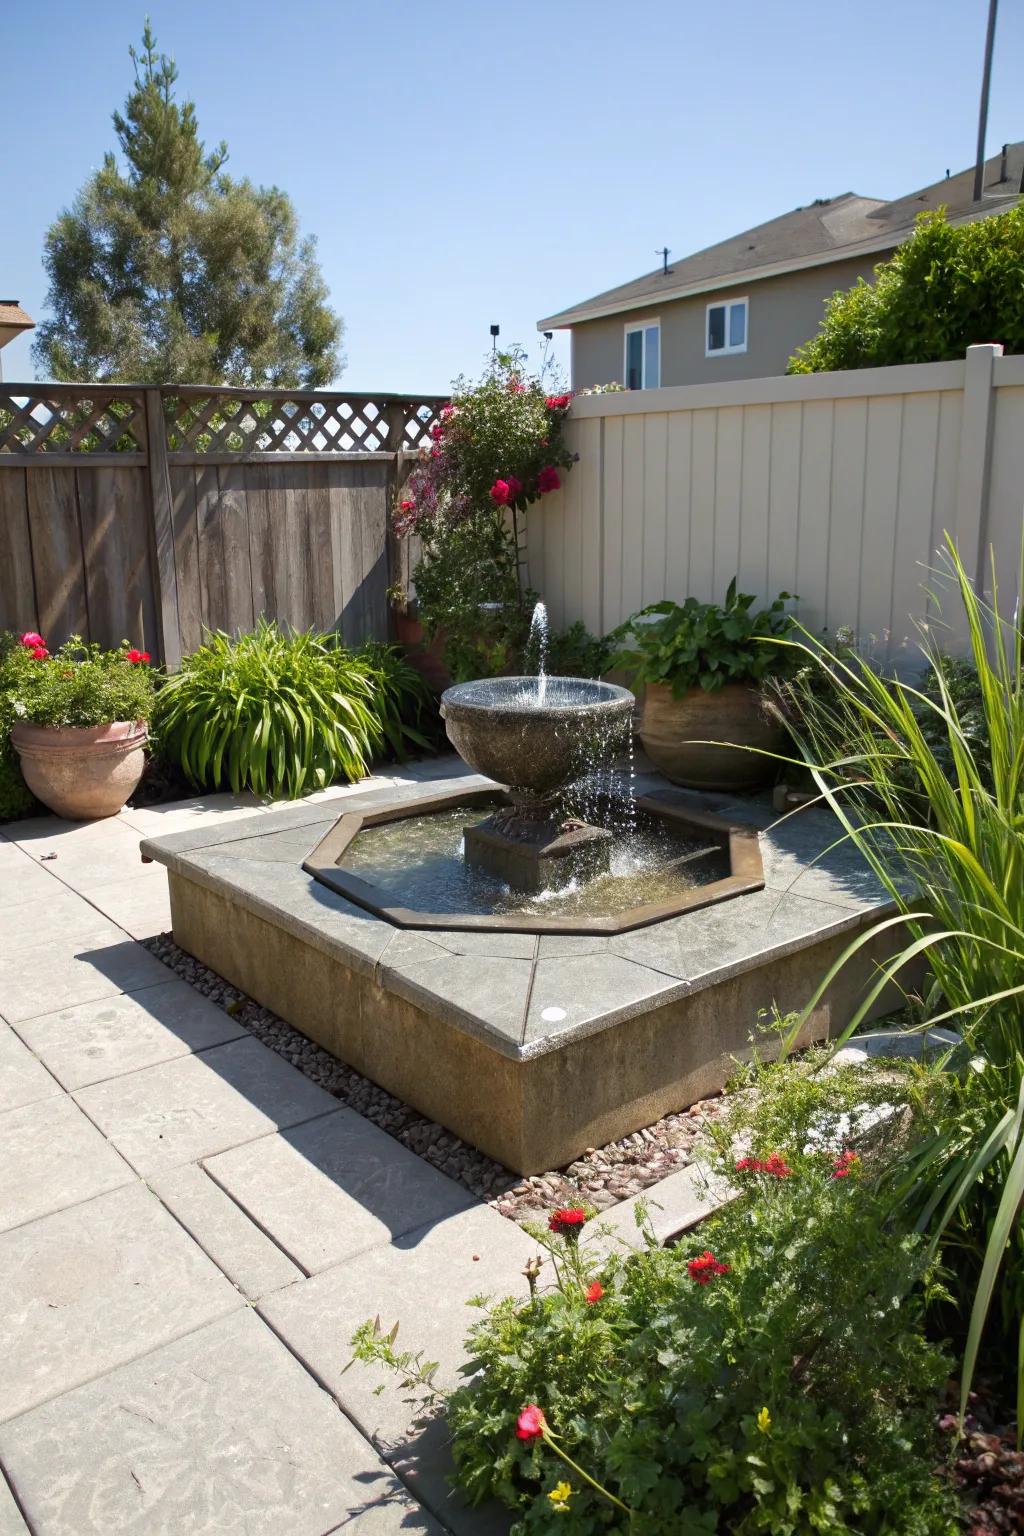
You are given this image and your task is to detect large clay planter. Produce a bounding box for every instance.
[12,720,148,820]
[638,682,785,791]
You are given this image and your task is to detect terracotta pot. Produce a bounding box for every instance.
[11,720,148,821]
[638,682,785,790]
[394,611,451,692]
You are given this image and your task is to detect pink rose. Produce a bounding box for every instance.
[490,479,511,505]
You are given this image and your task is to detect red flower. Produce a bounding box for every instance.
[536,466,561,494]
[400,499,415,511]
[735,1153,792,1178]
[125,649,150,665]
[429,422,443,441]
[507,380,526,394]
[490,478,511,506]
[832,1150,861,1179]
[506,474,523,501]
[584,1281,605,1305]
[19,632,45,649]
[734,1156,759,1173]
[548,1207,587,1235]
[687,1250,730,1286]
[30,645,49,661]
[545,393,572,411]
[516,1404,547,1440]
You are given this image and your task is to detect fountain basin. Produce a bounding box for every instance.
[440,677,635,805]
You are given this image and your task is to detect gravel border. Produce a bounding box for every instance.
[142,932,722,1223]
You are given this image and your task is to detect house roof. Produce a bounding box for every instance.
[0,302,35,338]
[538,143,1024,330]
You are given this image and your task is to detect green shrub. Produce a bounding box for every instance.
[777,537,1024,1421]
[789,205,1024,372]
[350,640,437,758]
[154,621,434,800]
[546,621,613,679]
[0,634,37,820]
[356,1171,955,1534]
[3,633,155,729]
[609,581,796,695]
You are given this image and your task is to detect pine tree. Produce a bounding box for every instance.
[33,24,343,387]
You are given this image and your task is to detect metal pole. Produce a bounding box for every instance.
[973,0,999,202]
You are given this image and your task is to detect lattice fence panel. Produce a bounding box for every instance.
[0,390,147,455]
[163,393,447,455]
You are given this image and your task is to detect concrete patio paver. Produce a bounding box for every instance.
[0,881,113,948]
[0,1474,28,1536]
[73,1033,339,1176]
[148,1161,303,1300]
[0,1308,442,1536]
[202,1108,476,1274]
[0,1024,61,1113]
[13,978,248,1090]
[0,926,170,1023]
[0,1094,134,1232]
[0,1181,242,1423]
[76,870,173,938]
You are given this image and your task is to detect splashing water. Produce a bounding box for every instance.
[526,600,549,704]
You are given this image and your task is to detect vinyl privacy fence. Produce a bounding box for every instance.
[0,384,446,665]
[527,345,1024,658]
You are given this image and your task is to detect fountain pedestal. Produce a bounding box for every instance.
[464,812,612,894]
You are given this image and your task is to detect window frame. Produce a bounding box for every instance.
[623,318,661,389]
[705,296,749,358]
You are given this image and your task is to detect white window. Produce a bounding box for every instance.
[624,321,660,389]
[705,297,748,356]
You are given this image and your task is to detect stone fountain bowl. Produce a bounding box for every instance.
[440,676,636,803]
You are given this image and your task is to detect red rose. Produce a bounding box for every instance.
[430,422,443,441]
[30,645,49,660]
[400,499,415,511]
[125,649,150,664]
[585,1281,605,1305]
[537,466,561,494]
[506,474,523,501]
[490,479,511,506]
[516,1404,546,1440]
[548,1206,587,1235]
[545,394,572,412]
[687,1250,730,1286]
[19,632,45,649]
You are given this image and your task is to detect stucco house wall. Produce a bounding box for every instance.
[569,254,883,390]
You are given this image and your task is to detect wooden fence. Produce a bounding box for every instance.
[0,384,446,666]
[528,345,1024,660]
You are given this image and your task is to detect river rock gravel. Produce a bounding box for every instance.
[142,932,722,1223]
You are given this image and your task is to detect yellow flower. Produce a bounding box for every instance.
[757,1406,772,1434]
[547,1480,574,1512]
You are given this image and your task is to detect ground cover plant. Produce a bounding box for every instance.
[789,204,1024,372]
[154,620,434,799]
[776,537,1024,1428]
[355,1180,956,1534]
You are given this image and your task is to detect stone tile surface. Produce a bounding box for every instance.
[0,1473,28,1536]
[0,1182,241,1422]
[385,952,534,1046]
[149,1162,303,1299]
[522,951,681,1048]
[0,846,62,906]
[0,1024,60,1112]
[0,1094,133,1232]
[13,824,157,893]
[80,870,172,938]
[0,927,169,1022]
[0,1308,440,1536]
[14,978,247,1090]
[203,1110,476,1274]
[74,1034,338,1175]
[0,883,110,948]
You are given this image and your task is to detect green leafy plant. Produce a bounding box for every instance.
[776,536,1024,1429]
[0,634,38,819]
[4,632,155,728]
[610,580,796,696]
[789,204,1024,373]
[153,621,403,799]
[351,640,438,758]
[355,1179,954,1534]
[546,621,613,680]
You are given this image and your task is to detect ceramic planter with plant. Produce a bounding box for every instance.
[610,582,796,790]
[6,632,155,819]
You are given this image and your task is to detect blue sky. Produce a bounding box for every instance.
[2,0,1022,392]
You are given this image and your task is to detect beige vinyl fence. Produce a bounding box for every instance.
[527,345,1024,658]
[0,384,446,666]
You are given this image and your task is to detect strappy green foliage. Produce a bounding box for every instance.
[779,536,1024,1430]
[154,621,434,799]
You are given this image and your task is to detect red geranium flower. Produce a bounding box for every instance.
[734,1156,759,1172]
[30,645,49,660]
[687,1250,730,1286]
[584,1281,605,1305]
[735,1153,792,1178]
[548,1206,587,1235]
[125,649,150,664]
[516,1404,547,1440]
[19,632,45,649]
[490,478,511,505]
[537,466,561,494]
[832,1150,860,1179]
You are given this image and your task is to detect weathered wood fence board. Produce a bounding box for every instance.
[0,385,446,661]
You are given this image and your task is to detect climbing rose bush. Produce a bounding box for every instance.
[355,1160,955,1534]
